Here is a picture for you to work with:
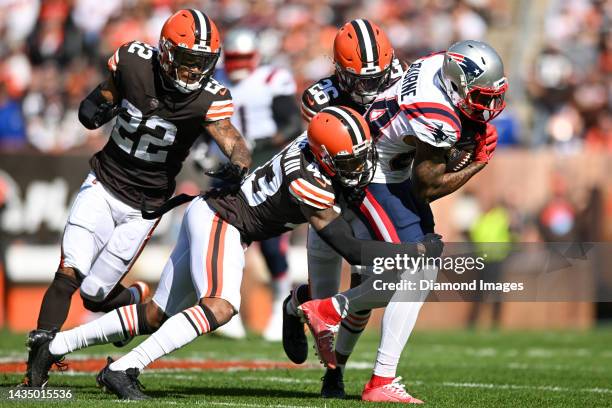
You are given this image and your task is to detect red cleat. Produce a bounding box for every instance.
[297,299,341,369]
[362,377,423,403]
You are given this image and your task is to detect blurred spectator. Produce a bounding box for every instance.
[537,175,577,242]
[0,76,26,150]
[0,0,608,153]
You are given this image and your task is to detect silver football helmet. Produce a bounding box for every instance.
[441,40,508,122]
[223,28,259,82]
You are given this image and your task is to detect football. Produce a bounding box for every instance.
[446,145,474,172]
[445,116,484,172]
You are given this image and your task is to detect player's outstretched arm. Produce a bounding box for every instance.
[412,138,486,202]
[78,73,121,129]
[303,204,442,265]
[204,118,252,171]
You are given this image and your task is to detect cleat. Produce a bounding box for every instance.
[214,314,247,339]
[362,377,423,404]
[282,293,308,364]
[321,367,345,399]
[21,329,66,388]
[113,281,150,348]
[262,300,283,342]
[297,299,340,369]
[96,357,149,400]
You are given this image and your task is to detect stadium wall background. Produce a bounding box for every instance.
[0,150,610,331]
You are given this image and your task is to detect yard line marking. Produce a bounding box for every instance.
[440,381,612,394]
[154,399,321,408]
[237,376,612,395]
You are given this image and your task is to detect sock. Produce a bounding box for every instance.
[49,303,145,356]
[37,272,80,331]
[286,284,310,316]
[128,286,141,303]
[271,273,291,306]
[335,309,371,357]
[373,301,424,378]
[109,305,218,371]
[367,373,394,388]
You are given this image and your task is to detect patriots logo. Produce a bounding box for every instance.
[424,122,447,143]
[448,52,485,83]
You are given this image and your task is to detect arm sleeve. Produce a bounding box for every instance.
[272,94,303,140]
[315,216,421,265]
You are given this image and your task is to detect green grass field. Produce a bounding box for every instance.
[1,328,611,407]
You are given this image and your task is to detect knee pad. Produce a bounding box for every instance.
[80,275,107,304]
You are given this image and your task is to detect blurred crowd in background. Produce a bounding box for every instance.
[0,0,609,153]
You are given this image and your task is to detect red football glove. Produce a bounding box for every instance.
[473,123,498,163]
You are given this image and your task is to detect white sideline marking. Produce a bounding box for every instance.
[155,400,320,408]
[440,381,612,394]
[240,376,612,395]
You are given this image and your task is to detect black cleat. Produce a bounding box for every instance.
[321,367,345,399]
[21,329,65,387]
[282,292,308,364]
[112,335,134,348]
[97,357,149,400]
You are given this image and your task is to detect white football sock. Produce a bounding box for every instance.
[109,305,211,371]
[49,304,139,356]
[373,301,423,378]
[271,273,291,305]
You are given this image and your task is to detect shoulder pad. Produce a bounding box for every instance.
[301,77,341,122]
[401,102,461,148]
[107,41,155,73]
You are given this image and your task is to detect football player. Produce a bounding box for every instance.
[213,28,303,340]
[21,9,251,387]
[26,106,442,400]
[283,19,408,398]
[291,40,505,403]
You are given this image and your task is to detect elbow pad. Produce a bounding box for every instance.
[315,216,425,266]
[78,85,117,130]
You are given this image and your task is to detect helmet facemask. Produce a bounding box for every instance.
[336,63,392,106]
[319,141,377,189]
[447,78,508,122]
[159,38,220,93]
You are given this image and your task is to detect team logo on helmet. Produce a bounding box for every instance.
[448,52,485,83]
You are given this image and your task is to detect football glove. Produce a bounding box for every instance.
[419,233,444,258]
[204,162,248,184]
[473,123,498,163]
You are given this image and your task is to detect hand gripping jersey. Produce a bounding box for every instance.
[301,58,404,120]
[366,53,462,183]
[229,65,297,141]
[91,40,234,208]
[207,134,339,242]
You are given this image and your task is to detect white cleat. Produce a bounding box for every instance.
[262,304,283,342]
[215,314,247,339]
